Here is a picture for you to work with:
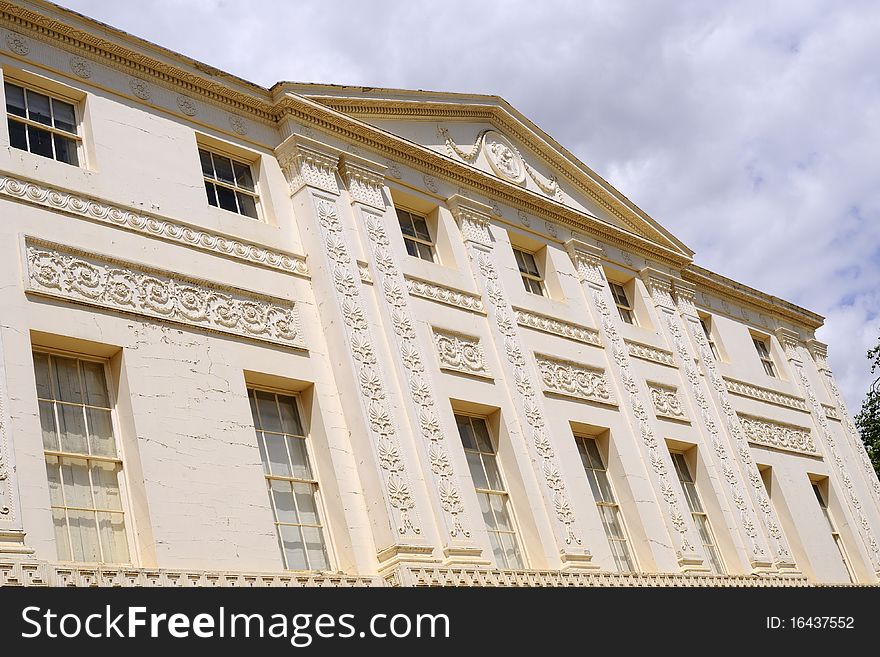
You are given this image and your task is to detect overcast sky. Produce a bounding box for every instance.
[56,0,880,412]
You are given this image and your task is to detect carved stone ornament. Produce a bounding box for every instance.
[738,415,818,456]
[24,237,306,349]
[724,377,808,412]
[482,131,526,184]
[69,56,92,79]
[0,175,308,277]
[405,277,485,314]
[648,383,689,422]
[536,355,615,406]
[4,31,29,56]
[228,114,247,135]
[176,94,198,116]
[128,77,151,100]
[433,329,491,379]
[626,340,676,367]
[514,308,601,346]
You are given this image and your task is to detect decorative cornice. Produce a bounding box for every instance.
[433,329,492,379]
[513,307,601,346]
[447,194,493,248]
[738,414,819,456]
[807,339,830,372]
[564,239,605,287]
[404,276,485,314]
[0,174,309,277]
[625,340,676,368]
[339,153,387,210]
[535,354,615,406]
[648,383,689,422]
[723,377,809,413]
[24,237,306,349]
[277,134,341,195]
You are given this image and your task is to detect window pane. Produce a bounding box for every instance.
[302,525,329,570]
[236,192,258,219]
[26,90,52,125]
[412,216,431,241]
[90,461,123,511]
[294,482,320,525]
[478,492,495,530]
[52,509,71,561]
[471,418,493,453]
[487,530,505,567]
[81,361,110,408]
[45,455,64,506]
[520,251,539,276]
[456,415,477,450]
[213,155,235,184]
[60,457,92,508]
[416,241,434,262]
[278,524,306,570]
[52,99,76,133]
[5,83,26,116]
[397,212,416,237]
[53,134,79,166]
[600,505,625,539]
[53,357,83,404]
[585,469,602,502]
[255,390,282,432]
[584,439,603,466]
[682,481,703,513]
[594,469,615,504]
[490,494,513,531]
[8,117,27,151]
[277,395,303,435]
[68,510,101,562]
[27,124,54,158]
[482,454,504,491]
[39,401,59,451]
[500,532,524,569]
[233,160,255,191]
[215,184,238,212]
[403,238,419,258]
[33,354,52,398]
[199,149,214,177]
[287,437,312,479]
[694,514,714,546]
[270,479,298,524]
[263,433,291,478]
[204,181,218,207]
[97,512,129,563]
[58,404,88,454]
[255,431,269,475]
[466,451,489,490]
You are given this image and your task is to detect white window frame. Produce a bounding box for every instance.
[811,480,855,583]
[752,336,777,378]
[4,78,83,166]
[609,281,637,325]
[396,207,437,263]
[32,347,136,565]
[699,315,720,360]
[670,450,726,575]
[199,145,262,220]
[512,246,545,297]
[247,385,334,572]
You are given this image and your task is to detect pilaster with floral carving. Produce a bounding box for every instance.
[450,195,593,570]
[565,241,706,571]
[277,134,431,569]
[807,339,880,506]
[339,155,486,566]
[776,328,880,578]
[644,272,792,573]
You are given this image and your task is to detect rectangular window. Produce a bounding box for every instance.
[455,413,525,569]
[32,351,130,563]
[575,435,636,572]
[753,337,776,377]
[396,208,436,262]
[5,81,79,166]
[248,388,330,571]
[512,247,545,296]
[670,451,725,575]
[199,147,260,219]
[812,482,855,583]
[700,317,719,360]
[610,282,636,325]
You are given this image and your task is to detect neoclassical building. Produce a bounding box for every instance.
[0,0,878,588]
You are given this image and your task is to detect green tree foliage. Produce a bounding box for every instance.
[855,340,880,474]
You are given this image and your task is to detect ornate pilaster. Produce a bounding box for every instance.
[566,241,706,571]
[277,135,432,570]
[644,271,793,573]
[776,328,880,578]
[450,195,593,570]
[339,155,486,566]
[0,324,33,555]
[807,339,880,506]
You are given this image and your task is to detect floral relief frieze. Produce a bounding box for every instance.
[738,414,818,456]
[513,308,602,346]
[404,276,485,314]
[23,237,306,349]
[535,354,615,406]
[625,340,676,367]
[647,383,689,422]
[433,329,492,379]
[724,377,809,412]
[0,175,309,277]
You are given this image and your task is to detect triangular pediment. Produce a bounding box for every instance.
[280,84,693,260]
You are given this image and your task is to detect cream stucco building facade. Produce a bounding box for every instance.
[0,0,878,588]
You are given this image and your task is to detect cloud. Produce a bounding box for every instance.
[56,0,880,411]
